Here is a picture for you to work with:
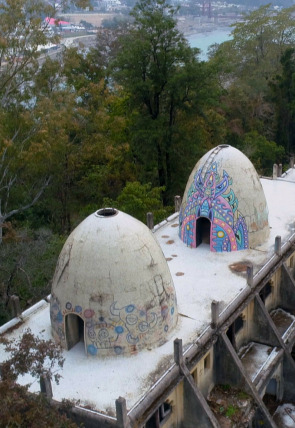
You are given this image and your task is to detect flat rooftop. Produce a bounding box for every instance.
[1,175,295,417]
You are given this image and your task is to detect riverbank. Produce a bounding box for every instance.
[62,12,239,37]
[177,15,238,37]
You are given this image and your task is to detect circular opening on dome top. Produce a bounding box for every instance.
[219,144,229,148]
[95,208,118,218]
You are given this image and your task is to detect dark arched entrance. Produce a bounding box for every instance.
[65,313,84,350]
[196,217,211,247]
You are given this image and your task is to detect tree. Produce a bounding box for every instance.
[0,0,58,241]
[238,131,285,175]
[270,48,295,154]
[0,108,51,242]
[0,0,90,106]
[0,329,78,427]
[27,50,135,231]
[101,15,130,29]
[112,0,219,201]
[104,181,171,224]
[0,228,65,324]
[0,0,91,241]
[0,0,58,108]
[208,5,295,154]
[210,5,295,91]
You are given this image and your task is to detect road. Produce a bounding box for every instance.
[38,34,97,63]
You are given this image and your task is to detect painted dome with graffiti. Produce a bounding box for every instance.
[50,208,178,357]
[179,145,269,252]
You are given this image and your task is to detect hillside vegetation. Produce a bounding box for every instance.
[0,0,294,323]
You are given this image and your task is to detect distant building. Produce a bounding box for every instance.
[44,17,74,32]
[1,145,295,427]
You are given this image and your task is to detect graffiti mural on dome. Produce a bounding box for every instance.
[50,280,176,356]
[50,294,66,345]
[179,162,248,252]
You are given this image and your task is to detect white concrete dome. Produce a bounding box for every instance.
[179,145,269,252]
[50,208,178,357]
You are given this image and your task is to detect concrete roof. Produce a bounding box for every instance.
[1,175,295,417]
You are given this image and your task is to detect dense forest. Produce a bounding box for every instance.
[1,0,295,327]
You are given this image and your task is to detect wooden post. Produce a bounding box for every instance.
[116,396,129,428]
[273,164,278,179]
[278,163,282,177]
[174,338,183,366]
[40,373,53,399]
[9,295,21,317]
[211,300,219,329]
[174,195,182,213]
[275,236,282,256]
[247,264,254,288]
[146,212,154,230]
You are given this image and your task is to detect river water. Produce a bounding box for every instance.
[187,28,232,61]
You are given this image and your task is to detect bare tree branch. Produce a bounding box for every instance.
[0,176,51,225]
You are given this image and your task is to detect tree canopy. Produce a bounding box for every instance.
[0,329,78,427]
[210,4,295,90]
[112,0,220,200]
[207,4,295,161]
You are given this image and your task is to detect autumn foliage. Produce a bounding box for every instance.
[0,329,78,427]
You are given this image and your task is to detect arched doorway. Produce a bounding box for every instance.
[65,313,84,350]
[196,217,211,247]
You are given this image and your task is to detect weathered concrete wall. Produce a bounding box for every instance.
[191,349,214,397]
[262,364,283,400]
[280,264,295,312]
[161,383,184,428]
[250,297,280,347]
[214,336,245,388]
[181,377,217,428]
[265,271,280,312]
[54,403,118,428]
[282,354,295,402]
[235,306,252,350]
